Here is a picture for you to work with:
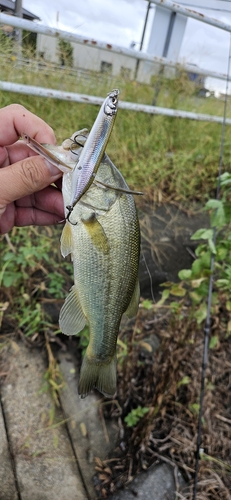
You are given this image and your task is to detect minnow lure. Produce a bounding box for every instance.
[65,89,119,222]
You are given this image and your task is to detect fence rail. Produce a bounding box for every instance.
[1,80,231,124]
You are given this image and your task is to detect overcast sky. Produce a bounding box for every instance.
[22,0,231,93]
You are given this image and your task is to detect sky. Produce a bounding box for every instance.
[22,0,231,93]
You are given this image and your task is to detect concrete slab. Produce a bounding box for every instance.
[110,463,186,500]
[0,342,87,500]
[57,348,118,500]
[0,402,18,500]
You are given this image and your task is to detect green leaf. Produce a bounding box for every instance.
[189,403,200,414]
[209,335,219,349]
[124,406,149,427]
[220,172,231,187]
[191,277,206,288]
[205,199,222,210]
[3,274,17,288]
[178,269,192,280]
[226,301,231,312]
[208,238,216,255]
[170,285,186,297]
[210,203,226,228]
[177,376,191,387]
[191,228,213,241]
[216,279,229,288]
[142,299,153,310]
[189,291,203,303]
[162,289,170,299]
[156,288,170,306]
[191,259,202,276]
[217,246,227,260]
[194,303,207,324]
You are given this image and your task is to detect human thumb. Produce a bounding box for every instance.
[0,155,62,206]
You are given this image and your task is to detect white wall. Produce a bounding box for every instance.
[37,33,137,79]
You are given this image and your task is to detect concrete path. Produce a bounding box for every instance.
[0,339,186,499]
[0,340,117,500]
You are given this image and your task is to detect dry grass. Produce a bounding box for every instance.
[94,298,231,499]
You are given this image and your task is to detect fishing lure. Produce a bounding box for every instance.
[66,88,119,223]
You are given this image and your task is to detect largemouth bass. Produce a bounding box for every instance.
[23,127,140,399]
[60,135,140,397]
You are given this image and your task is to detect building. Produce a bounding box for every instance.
[36,34,137,80]
[0,0,39,21]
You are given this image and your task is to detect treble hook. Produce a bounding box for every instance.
[66,205,77,226]
[70,133,86,155]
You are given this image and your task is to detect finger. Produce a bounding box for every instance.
[0,203,64,234]
[0,104,56,146]
[0,141,42,168]
[0,155,62,209]
[15,207,65,227]
[16,185,64,217]
[0,203,15,234]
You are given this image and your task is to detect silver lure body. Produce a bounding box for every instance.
[67,89,119,215]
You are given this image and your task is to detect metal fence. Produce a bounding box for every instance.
[0,1,231,123]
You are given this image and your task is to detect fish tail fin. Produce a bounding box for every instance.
[78,353,117,398]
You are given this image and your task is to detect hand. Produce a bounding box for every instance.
[0,104,64,234]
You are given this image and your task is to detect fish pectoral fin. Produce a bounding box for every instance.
[59,286,86,335]
[82,214,109,253]
[78,353,117,398]
[124,278,140,318]
[60,222,73,257]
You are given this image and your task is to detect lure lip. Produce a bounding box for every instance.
[21,133,72,171]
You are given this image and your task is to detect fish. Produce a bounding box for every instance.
[23,125,140,399]
[59,131,140,397]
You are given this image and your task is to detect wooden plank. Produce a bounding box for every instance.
[57,348,118,500]
[0,341,88,500]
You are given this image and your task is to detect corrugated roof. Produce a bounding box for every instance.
[0,0,40,20]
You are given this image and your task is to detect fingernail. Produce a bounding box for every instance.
[44,159,62,178]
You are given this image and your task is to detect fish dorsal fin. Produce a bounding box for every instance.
[125,278,140,318]
[60,222,73,257]
[59,285,86,335]
[82,214,109,253]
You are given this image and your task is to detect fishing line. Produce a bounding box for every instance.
[141,250,156,303]
[193,33,231,500]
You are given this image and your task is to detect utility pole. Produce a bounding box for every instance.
[14,0,23,60]
[134,1,151,80]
